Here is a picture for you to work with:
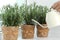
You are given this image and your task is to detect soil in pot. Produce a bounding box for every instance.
[22,25,35,39]
[2,26,19,40]
[37,24,49,37]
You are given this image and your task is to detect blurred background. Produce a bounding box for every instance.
[0,0,59,8]
[17,0,59,8]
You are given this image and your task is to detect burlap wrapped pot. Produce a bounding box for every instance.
[37,24,49,37]
[22,25,35,39]
[2,26,19,40]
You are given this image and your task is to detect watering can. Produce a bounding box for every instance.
[46,9,60,28]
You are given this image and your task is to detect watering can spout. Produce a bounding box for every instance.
[32,19,47,28]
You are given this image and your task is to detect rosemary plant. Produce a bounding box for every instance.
[1,4,24,26]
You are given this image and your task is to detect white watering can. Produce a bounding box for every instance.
[46,9,60,28]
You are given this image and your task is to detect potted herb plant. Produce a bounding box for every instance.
[21,3,37,39]
[2,4,23,40]
[37,6,49,37]
[32,6,49,37]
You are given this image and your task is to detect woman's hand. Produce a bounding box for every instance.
[51,1,60,12]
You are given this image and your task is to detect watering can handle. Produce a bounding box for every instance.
[32,19,47,28]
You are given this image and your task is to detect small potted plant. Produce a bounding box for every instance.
[2,4,23,40]
[32,6,49,37]
[21,3,36,39]
[37,6,49,37]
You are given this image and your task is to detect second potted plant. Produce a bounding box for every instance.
[21,3,35,39]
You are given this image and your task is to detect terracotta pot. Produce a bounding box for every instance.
[22,25,35,39]
[2,26,19,40]
[37,24,49,37]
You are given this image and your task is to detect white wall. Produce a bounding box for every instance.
[0,0,59,8]
[27,0,59,8]
[17,0,59,8]
[0,0,16,8]
[17,0,25,6]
